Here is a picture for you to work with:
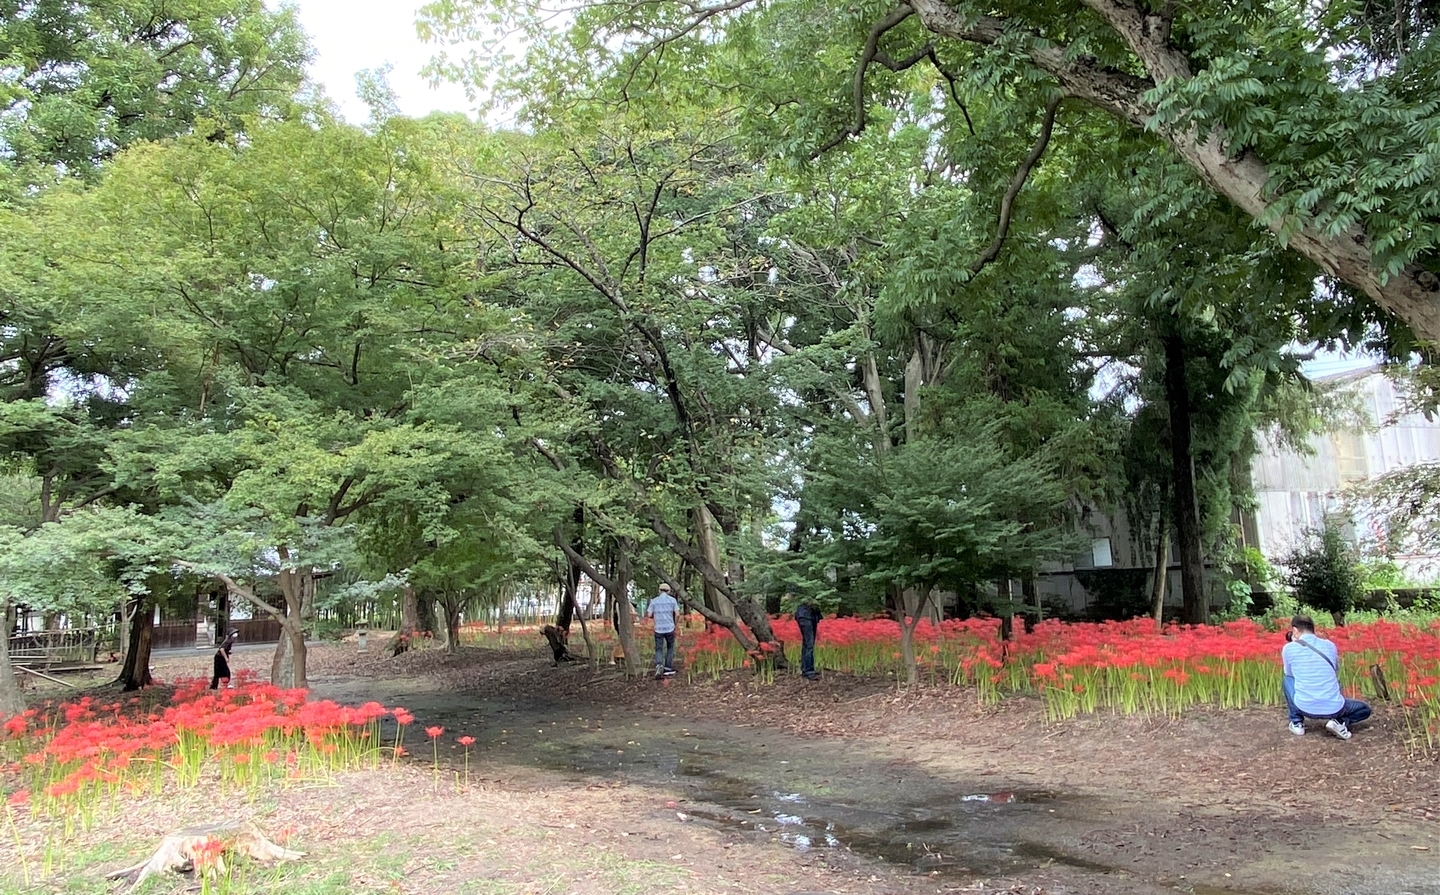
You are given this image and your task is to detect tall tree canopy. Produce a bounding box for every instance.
[421,0,1440,341]
[0,0,309,183]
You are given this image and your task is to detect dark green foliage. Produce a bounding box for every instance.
[1283,524,1366,622]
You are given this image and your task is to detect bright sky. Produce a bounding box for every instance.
[289,0,477,123]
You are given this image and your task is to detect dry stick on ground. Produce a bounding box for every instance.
[106,821,304,891]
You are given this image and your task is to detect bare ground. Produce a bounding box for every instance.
[6,640,1435,895]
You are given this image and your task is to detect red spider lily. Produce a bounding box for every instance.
[457,736,475,747]
[425,726,444,739]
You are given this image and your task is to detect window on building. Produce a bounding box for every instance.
[1091,538,1113,568]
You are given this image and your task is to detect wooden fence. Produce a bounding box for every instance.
[7,628,103,666]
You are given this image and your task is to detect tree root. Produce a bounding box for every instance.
[106,821,303,891]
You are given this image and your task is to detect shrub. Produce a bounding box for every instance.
[1282,524,1365,625]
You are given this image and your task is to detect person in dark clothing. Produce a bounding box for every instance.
[210,629,238,689]
[795,601,821,680]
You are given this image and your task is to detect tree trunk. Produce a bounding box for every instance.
[117,597,137,662]
[392,583,419,656]
[693,505,737,619]
[442,595,462,654]
[557,508,585,632]
[612,542,640,677]
[274,556,310,689]
[118,599,154,691]
[271,630,289,684]
[896,585,927,687]
[1022,574,1040,623]
[417,592,439,638]
[557,566,579,633]
[996,577,1015,635]
[1151,510,1171,630]
[1163,332,1208,625]
[0,603,24,717]
[903,348,924,445]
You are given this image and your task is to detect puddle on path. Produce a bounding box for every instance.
[310,678,1437,895]
[311,680,1100,879]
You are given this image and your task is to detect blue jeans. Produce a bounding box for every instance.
[798,618,818,678]
[653,631,675,670]
[1283,675,1372,726]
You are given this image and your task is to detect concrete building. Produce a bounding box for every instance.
[1250,365,1440,576]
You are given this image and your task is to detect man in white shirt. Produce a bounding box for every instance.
[1281,615,1372,739]
[646,583,680,679]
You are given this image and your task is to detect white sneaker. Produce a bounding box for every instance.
[1325,719,1352,740]
[1288,721,1305,736]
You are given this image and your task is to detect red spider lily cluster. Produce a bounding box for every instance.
[683,615,1440,748]
[0,671,484,823]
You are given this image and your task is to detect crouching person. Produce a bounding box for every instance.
[1282,615,1372,740]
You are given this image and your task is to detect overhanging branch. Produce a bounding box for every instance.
[968,94,1064,278]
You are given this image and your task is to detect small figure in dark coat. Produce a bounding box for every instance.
[795,601,821,680]
[210,630,239,689]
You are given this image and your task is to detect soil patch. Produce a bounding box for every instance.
[133,642,1440,895]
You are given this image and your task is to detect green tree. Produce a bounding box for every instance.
[0,0,308,183]
[422,0,1440,344]
[800,424,1073,684]
[1282,523,1365,626]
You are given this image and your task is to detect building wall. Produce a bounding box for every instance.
[1251,368,1440,572]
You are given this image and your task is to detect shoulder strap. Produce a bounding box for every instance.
[1296,637,1338,672]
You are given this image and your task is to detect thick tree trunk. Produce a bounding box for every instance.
[903,348,924,445]
[392,583,419,656]
[1163,333,1208,625]
[1151,510,1171,630]
[556,553,581,633]
[896,585,927,686]
[0,603,23,717]
[417,592,439,638]
[118,600,154,691]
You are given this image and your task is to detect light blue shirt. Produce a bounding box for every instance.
[1283,633,1345,716]
[647,593,679,634]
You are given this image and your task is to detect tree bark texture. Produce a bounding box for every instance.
[1163,333,1209,625]
[274,557,310,689]
[393,583,419,656]
[118,600,154,691]
[0,604,24,717]
[693,505,737,619]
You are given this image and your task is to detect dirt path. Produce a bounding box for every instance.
[156,643,1440,895]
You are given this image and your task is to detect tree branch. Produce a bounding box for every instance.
[174,563,287,621]
[968,94,1064,278]
[813,4,919,156]
[555,530,617,592]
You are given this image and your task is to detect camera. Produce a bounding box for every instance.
[1284,630,1293,642]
